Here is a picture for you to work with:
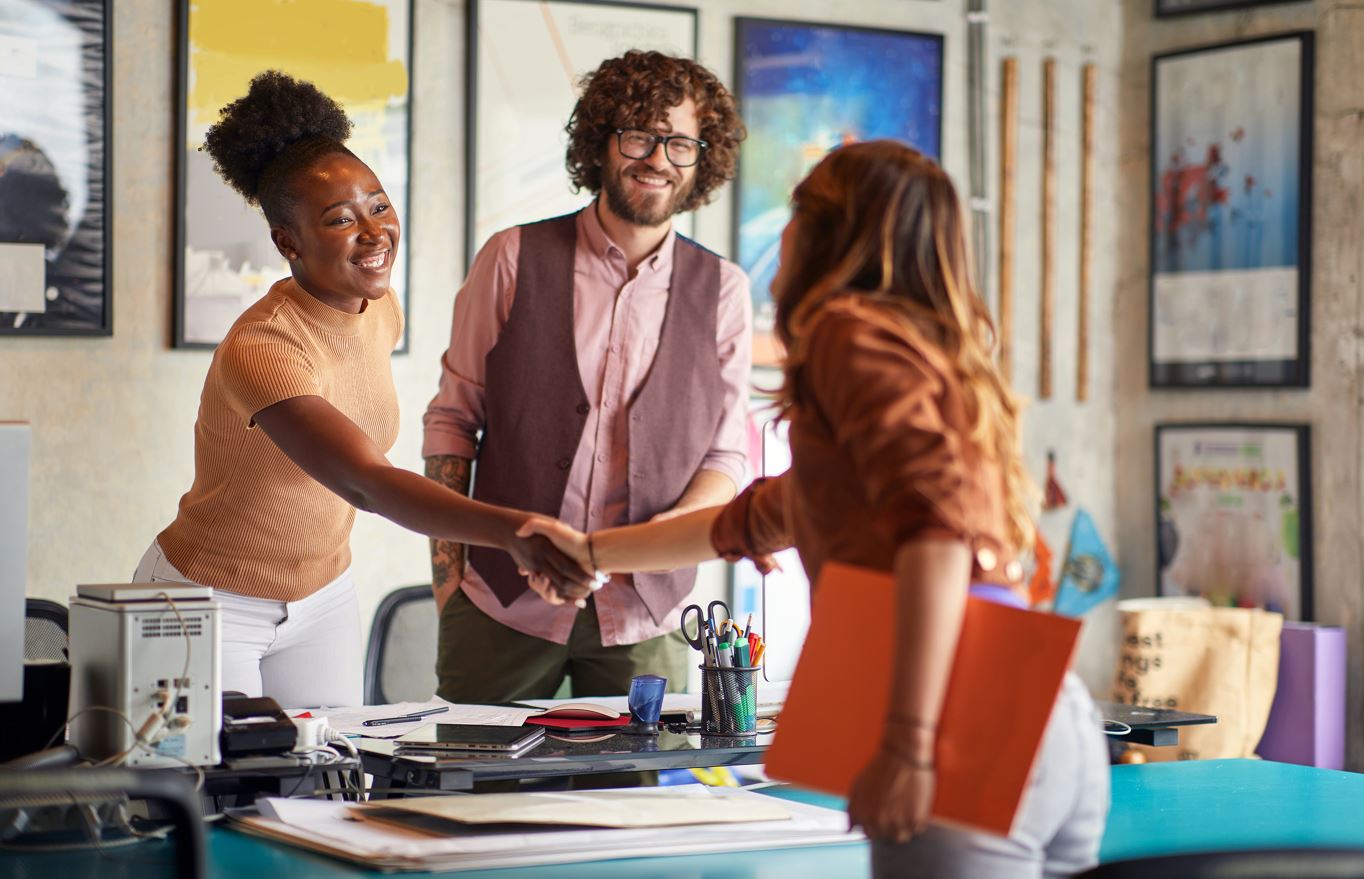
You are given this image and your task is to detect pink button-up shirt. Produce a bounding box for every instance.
[422,204,752,646]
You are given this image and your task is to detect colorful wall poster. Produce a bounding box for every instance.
[1149,33,1312,386]
[176,0,412,349]
[1156,423,1312,620]
[733,18,943,366]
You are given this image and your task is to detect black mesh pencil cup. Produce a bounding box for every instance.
[699,664,759,736]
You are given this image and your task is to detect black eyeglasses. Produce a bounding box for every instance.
[614,128,708,168]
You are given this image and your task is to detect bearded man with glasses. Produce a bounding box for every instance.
[422,51,751,721]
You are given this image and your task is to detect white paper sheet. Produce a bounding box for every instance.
[0,243,46,312]
[292,700,538,739]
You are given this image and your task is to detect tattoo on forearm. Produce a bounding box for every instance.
[426,455,474,590]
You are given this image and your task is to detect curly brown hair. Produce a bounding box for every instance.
[565,51,745,213]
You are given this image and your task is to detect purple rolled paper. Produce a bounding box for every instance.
[1257,622,1345,770]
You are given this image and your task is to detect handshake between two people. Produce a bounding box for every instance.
[512,516,596,608]
[510,508,783,609]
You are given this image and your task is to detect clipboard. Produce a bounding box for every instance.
[764,562,1081,836]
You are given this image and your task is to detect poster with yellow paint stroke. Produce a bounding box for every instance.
[175,0,411,349]
[468,0,696,264]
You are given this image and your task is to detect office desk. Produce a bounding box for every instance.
[8,759,1363,878]
[360,703,1211,793]
[1094,701,1216,748]
[1100,759,1364,861]
[360,728,772,793]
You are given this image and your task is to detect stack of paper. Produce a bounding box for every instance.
[231,785,860,872]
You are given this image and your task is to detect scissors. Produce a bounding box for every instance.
[680,600,731,652]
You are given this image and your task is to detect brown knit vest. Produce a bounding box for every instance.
[468,212,723,624]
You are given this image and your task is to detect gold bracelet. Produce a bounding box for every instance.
[885,713,938,731]
[881,740,936,770]
[587,533,599,572]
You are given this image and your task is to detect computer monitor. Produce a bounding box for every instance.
[0,423,30,703]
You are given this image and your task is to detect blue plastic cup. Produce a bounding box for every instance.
[628,674,667,727]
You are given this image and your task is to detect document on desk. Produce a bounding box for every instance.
[358,787,791,829]
[312,700,538,738]
[234,786,861,872]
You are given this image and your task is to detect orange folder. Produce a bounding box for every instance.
[764,562,1081,836]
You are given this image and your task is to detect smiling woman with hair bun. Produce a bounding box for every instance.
[133,71,593,708]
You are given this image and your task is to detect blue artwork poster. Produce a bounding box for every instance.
[734,19,942,365]
[1149,33,1312,387]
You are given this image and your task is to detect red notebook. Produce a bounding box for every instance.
[764,562,1081,836]
[523,703,630,731]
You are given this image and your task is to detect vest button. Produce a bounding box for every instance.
[576,403,590,415]
[557,457,571,470]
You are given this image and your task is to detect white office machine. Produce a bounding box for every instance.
[69,583,222,767]
[0,423,30,704]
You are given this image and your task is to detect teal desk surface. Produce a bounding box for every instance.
[1101,759,1364,861]
[6,760,1364,878]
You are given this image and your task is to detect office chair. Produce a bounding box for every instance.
[0,768,204,877]
[1080,848,1364,878]
[24,598,68,661]
[363,585,438,704]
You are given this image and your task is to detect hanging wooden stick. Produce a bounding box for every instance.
[1040,57,1056,400]
[998,57,1017,384]
[1078,63,1095,402]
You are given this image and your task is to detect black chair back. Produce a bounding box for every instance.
[24,599,67,661]
[0,768,204,877]
[363,585,437,705]
[1081,848,1364,878]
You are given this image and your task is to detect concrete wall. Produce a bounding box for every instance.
[1112,0,1364,766]
[2,0,1124,690]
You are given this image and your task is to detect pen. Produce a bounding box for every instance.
[361,706,450,727]
[743,614,753,639]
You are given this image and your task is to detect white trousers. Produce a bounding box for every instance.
[871,673,1111,879]
[133,542,363,708]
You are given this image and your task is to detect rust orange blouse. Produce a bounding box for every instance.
[711,296,1024,589]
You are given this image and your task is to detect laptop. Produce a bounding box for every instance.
[395,723,546,755]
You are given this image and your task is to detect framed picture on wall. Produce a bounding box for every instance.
[0,0,111,336]
[733,18,943,367]
[174,0,413,350]
[1148,32,1313,387]
[1155,422,1312,620]
[1155,0,1302,17]
[466,0,698,267]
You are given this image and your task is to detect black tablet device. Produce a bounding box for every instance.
[395,723,545,753]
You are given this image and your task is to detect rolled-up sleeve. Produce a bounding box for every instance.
[710,473,794,561]
[421,228,520,459]
[804,305,971,544]
[697,261,753,489]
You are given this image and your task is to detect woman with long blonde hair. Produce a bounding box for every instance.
[526,140,1109,876]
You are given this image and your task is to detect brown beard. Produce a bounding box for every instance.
[602,163,694,227]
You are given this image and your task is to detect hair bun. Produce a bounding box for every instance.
[202,70,352,203]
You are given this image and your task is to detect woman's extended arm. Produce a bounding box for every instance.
[252,394,593,590]
[516,474,794,594]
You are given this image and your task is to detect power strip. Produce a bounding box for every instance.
[289,715,333,752]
